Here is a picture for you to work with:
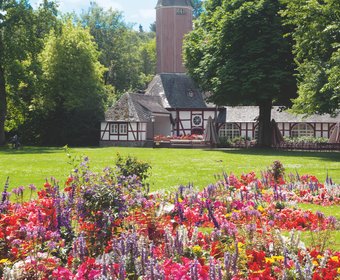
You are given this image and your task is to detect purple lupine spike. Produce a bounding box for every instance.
[78,233,87,261]
[120,237,125,256]
[224,252,231,272]
[141,247,146,275]
[149,257,155,280]
[177,202,185,224]
[283,247,289,268]
[209,257,216,280]
[206,200,220,229]
[325,171,329,185]
[101,255,107,277]
[295,259,303,279]
[216,262,222,280]
[119,262,125,280]
[232,241,239,275]
[190,259,199,280]
[316,211,325,220]
[328,216,337,228]
[295,170,300,181]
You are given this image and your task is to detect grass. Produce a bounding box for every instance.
[1,146,339,250]
[298,204,340,220]
[293,204,340,251]
[0,146,339,192]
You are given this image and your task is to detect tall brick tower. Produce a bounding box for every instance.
[156,0,193,73]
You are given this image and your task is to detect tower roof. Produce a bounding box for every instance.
[156,0,193,7]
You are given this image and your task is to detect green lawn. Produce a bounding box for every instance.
[1,146,339,250]
[0,146,339,192]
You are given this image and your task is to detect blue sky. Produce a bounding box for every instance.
[29,0,156,31]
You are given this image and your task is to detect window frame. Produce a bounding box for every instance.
[291,123,314,138]
[218,123,241,139]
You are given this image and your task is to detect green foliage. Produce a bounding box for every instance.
[78,3,156,95]
[37,20,106,145]
[270,160,285,182]
[184,0,297,146]
[0,1,60,144]
[283,136,329,144]
[281,0,340,116]
[114,152,151,182]
[1,1,156,145]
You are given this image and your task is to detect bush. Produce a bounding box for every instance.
[114,153,151,182]
[283,136,329,144]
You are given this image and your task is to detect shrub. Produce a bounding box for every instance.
[114,153,151,182]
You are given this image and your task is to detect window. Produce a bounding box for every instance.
[176,8,186,15]
[119,123,127,134]
[192,115,202,126]
[219,123,241,139]
[111,124,119,134]
[291,123,314,137]
[111,123,127,134]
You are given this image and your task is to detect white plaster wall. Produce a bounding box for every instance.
[130,123,137,130]
[111,135,118,141]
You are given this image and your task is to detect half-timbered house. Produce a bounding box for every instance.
[100,0,339,147]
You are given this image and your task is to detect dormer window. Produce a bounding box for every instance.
[187,90,194,98]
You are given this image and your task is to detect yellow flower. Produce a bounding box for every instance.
[0,259,10,265]
[331,256,339,262]
[192,245,202,255]
[237,242,245,249]
[273,256,284,262]
[337,267,340,274]
[317,255,323,259]
[257,205,265,213]
[225,213,232,218]
[265,257,275,264]
[312,260,319,267]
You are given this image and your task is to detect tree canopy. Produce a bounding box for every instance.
[184,0,296,146]
[0,1,156,146]
[281,0,340,116]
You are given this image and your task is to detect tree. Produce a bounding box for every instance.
[281,0,340,116]
[191,0,204,18]
[184,0,296,146]
[0,0,36,145]
[39,21,106,145]
[79,2,156,95]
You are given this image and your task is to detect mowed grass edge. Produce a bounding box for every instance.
[0,146,339,192]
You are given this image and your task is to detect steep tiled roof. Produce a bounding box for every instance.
[156,0,193,7]
[146,73,210,109]
[105,93,169,122]
[225,106,339,123]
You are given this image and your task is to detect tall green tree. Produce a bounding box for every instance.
[0,0,60,145]
[39,21,106,145]
[79,2,154,94]
[192,0,204,18]
[184,0,296,146]
[0,0,37,145]
[282,0,340,116]
[79,2,156,95]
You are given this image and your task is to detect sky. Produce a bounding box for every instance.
[29,0,157,31]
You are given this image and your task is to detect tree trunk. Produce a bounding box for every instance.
[257,99,272,147]
[0,35,6,146]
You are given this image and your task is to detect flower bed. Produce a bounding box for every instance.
[154,134,204,142]
[0,159,339,279]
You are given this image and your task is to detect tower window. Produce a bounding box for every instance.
[176,8,186,15]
